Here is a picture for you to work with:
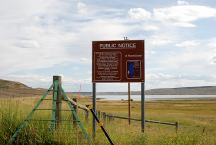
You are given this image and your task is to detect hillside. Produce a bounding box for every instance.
[94,86,216,95]
[0,79,45,97]
[145,86,216,95]
[0,79,30,89]
[0,79,216,98]
[70,86,216,96]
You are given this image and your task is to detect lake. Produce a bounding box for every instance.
[96,95,216,101]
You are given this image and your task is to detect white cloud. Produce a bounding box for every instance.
[0,0,79,74]
[77,2,88,15]
[153,5,216,27]
[174,22,196,27]
[149,39,172,46]
[160,40,216,73]
[176,40,200,48]
[177,0,189,5]
[14,39,40,49]
[146,73,216,89]
[1,0,216,91]
[207,39,216,65]
[0,0,136,77]
[142,24,159,31]
[128,8,151,19]
[147,34,175,47]
[208,38,216,48]
[76,19,131,40]
[128,4,216,28]
[80,57,91,64]
[0,26,75,73]
[212,56,216,64]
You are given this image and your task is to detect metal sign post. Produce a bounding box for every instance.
[141,82,145,132]
[128,82,131,125]
[125,37,131,125]
[92,83,96,138]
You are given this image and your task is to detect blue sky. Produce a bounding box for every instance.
[0,0,216,92]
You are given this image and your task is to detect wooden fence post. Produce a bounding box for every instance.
[98,110,101,120]
[175,122,178,133]
[103,112,107,126]
[53,76,62,128]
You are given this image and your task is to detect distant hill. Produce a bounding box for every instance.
[73,86,216,95]
[0,79,45,97]
[0,79,216,98]
[0,79,30,89]
[145,86,216,95]
[97,86,216,95]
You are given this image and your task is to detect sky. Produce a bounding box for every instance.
[0,0,216,92]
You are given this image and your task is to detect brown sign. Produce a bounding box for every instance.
[92,40,145,82]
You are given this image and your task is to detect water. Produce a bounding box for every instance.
[96,95,216,101]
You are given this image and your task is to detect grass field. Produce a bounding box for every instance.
[0,96,216,145]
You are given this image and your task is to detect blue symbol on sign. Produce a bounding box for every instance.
[128,62,135,78]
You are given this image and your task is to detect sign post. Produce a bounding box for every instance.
[141,82,145,132]
[92,83,96,138]
[92,40,145,136]
[124,37,131,125]
[53,76,62,128]
[128,82,131,125]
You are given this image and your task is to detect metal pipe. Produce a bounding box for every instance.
[141,82,145,132]
[92,83,96,138]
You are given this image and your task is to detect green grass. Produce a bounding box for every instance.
[0,97,216,145]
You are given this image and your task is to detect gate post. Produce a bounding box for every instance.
[53,76,62,128]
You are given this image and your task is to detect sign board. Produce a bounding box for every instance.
[92,40,145,82]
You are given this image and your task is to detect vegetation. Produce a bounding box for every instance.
[0,96,216,145]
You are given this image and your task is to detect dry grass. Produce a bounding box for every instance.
[0,96,216,145]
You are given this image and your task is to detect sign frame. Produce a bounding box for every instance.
[91,39,145,138]
[92,40,145,83]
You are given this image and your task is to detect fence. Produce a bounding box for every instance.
[0,88,179,133]
[82,109,179,133]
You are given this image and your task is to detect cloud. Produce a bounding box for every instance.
[176,40,200,48]
[1,0,216,91]
[128,4,216,28]
[208,38,216,48]
[212,56,216,64]
[14,39,40,48]
[77,1,88,15]
[74,18,132,42]
[146,72,216,89]
[159,39,216,73]
[142,24,159,31]
[153,5,216,27]
[177,0,189,5]
[146,38,216,90]
[149,38,172,46]
[0,0,78,74]
[207,38,216,65]
[128,8,151,19]
[147,34,175,47]
[0,0,136,77]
